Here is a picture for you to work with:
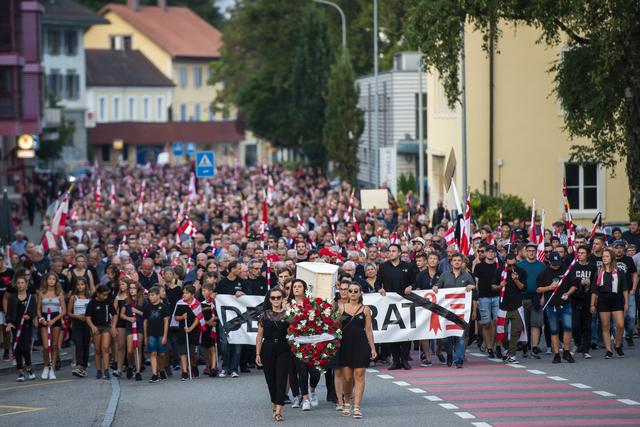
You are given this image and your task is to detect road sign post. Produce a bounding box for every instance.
[195,151,216,178]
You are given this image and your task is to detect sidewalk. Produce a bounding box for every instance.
[0,343,75,374]
[18,211,43,244]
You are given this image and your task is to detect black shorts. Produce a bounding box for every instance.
[597,292,625,312]
[40,312,63,328]
[200,332,216,348]
[177,342,197,355]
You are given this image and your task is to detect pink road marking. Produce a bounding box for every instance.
[441,391,595,401]
[393,369,530,378]
[410,377,549,385]
[491,418,640,427]
[422,383,571,393]
[474,408,640,418]
[457,399,622,409]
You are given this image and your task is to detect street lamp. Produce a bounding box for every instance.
[312,0,346,49]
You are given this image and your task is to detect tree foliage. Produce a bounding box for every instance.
[289,5,333,168]
[470,191,530,228]
[404,0,640,219]
[323,49,364,183]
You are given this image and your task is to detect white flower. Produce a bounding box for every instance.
[300,320,307,326]
[323,308,331,317]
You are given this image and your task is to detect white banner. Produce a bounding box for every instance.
[216,288,471,345]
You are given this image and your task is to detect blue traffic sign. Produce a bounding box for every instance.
[195,151,216,178]
[172,142,183,156]
[186,143,196,156]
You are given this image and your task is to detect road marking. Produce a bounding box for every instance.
[548,376,567,381]
[487,358,502,362]
[455,412,476,419]
[0,380,72,392]
[507,364,526,368]
[527,369,546,375]
[366,368,379,373]
[377,374,394,379]
[570,383,592,389]
[424,395,442,402]
[408,388,426,394]
[472,423,494,427]
[0,405,45,417]
[618,399,640,405]
[101,376,120,427]
[439,403,459,410]
[393,381,410,386]
[593,390,616,397]
[470,352,487,357]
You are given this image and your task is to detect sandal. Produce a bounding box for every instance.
[273,413,284,422]
[353,407,363,419]
[335,403,343,412]
[341,403,351,417]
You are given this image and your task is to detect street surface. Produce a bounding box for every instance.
[1,345,638,427]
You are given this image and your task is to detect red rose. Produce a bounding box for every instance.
[319,359,328,367]
[304,304,313,311]
[327,319,334,327]
[315,297,323,305]
[305,344,313,352]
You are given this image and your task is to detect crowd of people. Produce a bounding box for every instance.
[0,163,639,421]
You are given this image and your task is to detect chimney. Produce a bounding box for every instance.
[158,0,167,11]
[127,0,140,11]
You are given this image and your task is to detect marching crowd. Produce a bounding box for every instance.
[1,163,639,421]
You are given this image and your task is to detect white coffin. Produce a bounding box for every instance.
[296,262,339,301]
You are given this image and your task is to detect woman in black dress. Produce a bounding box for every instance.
[339,283,376,419]
[256,286,291,422]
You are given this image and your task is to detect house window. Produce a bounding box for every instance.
[194,65,202,88]
[127,97,136,120]
[98,96,106,122]
[47,69,63,98]
[47,31,60,55]
[142,97,150,121]
[65,70,79,100]
[101,144,110,162]
[194,104,201,121]
[64,31,78,56]
[565,163,599,211]
[156,97,163,120]
[180,103,187,121]
[179,65,187,88]
[110,35,132,51]
[113,96,121,120]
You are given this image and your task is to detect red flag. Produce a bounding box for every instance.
[95,178,103,208]
[353,216,365,254]
[459,195,471,256]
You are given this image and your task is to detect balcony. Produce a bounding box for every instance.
[43,106,61,128]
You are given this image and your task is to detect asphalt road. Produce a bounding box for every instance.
[1,344,638,427]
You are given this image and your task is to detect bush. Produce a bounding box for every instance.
[470,191,530,227]
[397,173,417,194]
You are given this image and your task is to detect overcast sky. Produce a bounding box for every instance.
[218,0,236,15]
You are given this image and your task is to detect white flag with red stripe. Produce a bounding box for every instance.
[459,195,471,256]
[188,173,197,201]
[95,178,103,208]
[110,182,117,205]
[353,216,365,254]
[179,216,198,238]
[536,208,546,262]
[50,191,69,236]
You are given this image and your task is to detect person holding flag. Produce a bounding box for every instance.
[517,242,546,359]
[5,275,36,381]
[172,284,203,380]
[536,252,576,363]
[496,253,527,363]
[119,281,145,381]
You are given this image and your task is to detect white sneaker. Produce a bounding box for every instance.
[218,371,226,378]
[41,366,50,380]
[48,368,57,380]
[583,352,592,359]
[291,396,302,408]
[27,370,36,380]
[545,348,552,355]
[309,393,319,408]
[16,374,25,382]
[302,399,311,411]
[231,371,239,378]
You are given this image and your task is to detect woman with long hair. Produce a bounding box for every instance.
[5,275,36,381]
[85,285,117,379]
[363,263,377,294]
[65,254,96,293]
[289,279,321,411]
[590,247,629,358]
[339,282,376,419]
[36,272,66,379]
[112,278,129,377]
[256,286,291,422]
[119,281,145,380]
[68,277,92,377]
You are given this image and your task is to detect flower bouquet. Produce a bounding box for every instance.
[286,296,341,373]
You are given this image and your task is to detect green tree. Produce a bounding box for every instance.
[289,5,333,168]
[323,49,364,183]
[404,1,640,219]
[470,191,530,228]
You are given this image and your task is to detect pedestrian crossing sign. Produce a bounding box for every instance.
[195,151,216,178]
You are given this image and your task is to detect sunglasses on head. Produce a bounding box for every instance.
[270,295,282,300]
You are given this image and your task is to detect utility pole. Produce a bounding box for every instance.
[373,0,379,186]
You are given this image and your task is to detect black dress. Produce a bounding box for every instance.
[339,306,371,368]
[260,310,292,406]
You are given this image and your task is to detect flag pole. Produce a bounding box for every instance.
[185,318,192,380]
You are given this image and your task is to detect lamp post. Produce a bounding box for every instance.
[373,0,379,186]
[418,52,425,206]
[312,0,346,49]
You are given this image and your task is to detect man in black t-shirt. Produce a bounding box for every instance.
[243,259,268,296]
[216,261,244,377]
[570,246,597,358]
[173,285,201,380]
[473,245,501,359]
[613,240,638,346]
[536,253,576,364]
[498,253,526,362]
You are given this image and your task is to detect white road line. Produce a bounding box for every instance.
[618,399,640,405]
[366,368,379,373]
[455,412,476,419]
[408,388,426,394]
[472,423,494,427]
[593,390,616,397]
[470,352,486,357]
[439,403,459,410]
[548,376,567,381]
[570,383,592,389]
[393,381,410,386]
[507,364,526,368]
[527,369,546,375]
[377,374,394,379]
[487,358,502,362]
[424,395,442,402]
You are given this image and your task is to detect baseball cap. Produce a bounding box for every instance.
[411,237,426,246]
[612,239,627,248]
[549,252,562,266]
[485,245,497,252]
[525,242,537,249]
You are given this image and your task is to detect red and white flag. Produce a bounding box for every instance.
[180,298,207,332]
[95,178,103,208]
[50,191,69,236]
[179,216,198,238]
[344,189,355,222]
[459,195,471,256]
[353,216,365,254]
[297,214,305,233]
[529,199,536,243]
[188,173,197,201]
[137,180,146,216]
[536,209,546,262]
[444,225,457,247]
[110,182,117,205]
[267,175,275,205]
